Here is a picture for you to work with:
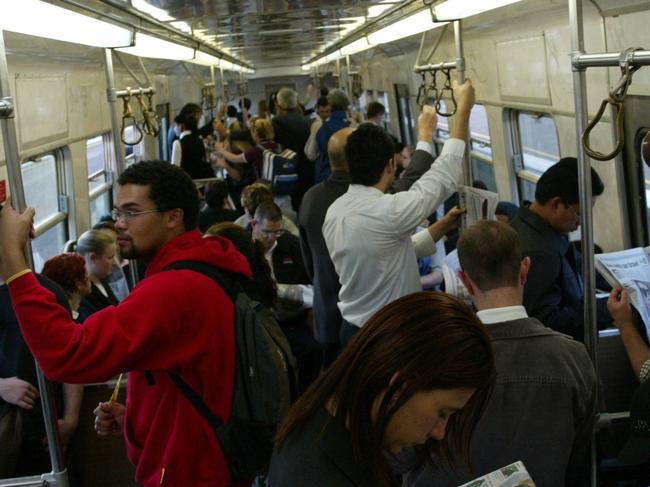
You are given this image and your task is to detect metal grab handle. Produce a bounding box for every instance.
[582,98,625,161]
[435,68,457,118]
[416,73,428,108]
[582,47,644,161]
[120,88,143,145]
[136,91,159,137]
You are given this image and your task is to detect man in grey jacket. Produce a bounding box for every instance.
[403,220,598,487]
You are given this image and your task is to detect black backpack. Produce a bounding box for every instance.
[257,145,299,196]
[164,261,297,480]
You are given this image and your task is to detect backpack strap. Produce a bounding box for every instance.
[162,260,239,431]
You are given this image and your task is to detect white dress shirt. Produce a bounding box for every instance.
[476,305,528,325]
[322,138,465,328]
[171,130,191,166]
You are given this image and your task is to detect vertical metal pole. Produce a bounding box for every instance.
[209,65,216,120]
[454,20,472,186]
[345,55,353,97]
[104,49,125,202]
[0,30,69,486]
[104,49,139,287]
[569,2,598,486]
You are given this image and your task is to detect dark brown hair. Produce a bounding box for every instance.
[275,292,495,486]
[457,220,522,291]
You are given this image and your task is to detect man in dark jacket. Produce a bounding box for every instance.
[272,87,312,210]
[403,220,598,487]
[510,157,610,340]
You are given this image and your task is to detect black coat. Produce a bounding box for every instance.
[78,280,119,322]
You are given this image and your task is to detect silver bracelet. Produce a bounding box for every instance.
[640,359,650,383]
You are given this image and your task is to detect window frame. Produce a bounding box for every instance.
[87,133,115,226]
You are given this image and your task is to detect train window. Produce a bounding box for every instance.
[509,111,560,202]
[156,103,170,160]
[376,91,390,124]
[87,134,113,225]
[469,104,497,192]
[640,129,650,241]
[394,83,415,146]
[22,152,68,271]
[124,125,145,166]
[433,100,450,155]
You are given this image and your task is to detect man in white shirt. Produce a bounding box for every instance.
[322,80,474,344]
[403,220,597,487]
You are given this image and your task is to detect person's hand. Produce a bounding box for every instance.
[440,206,466,234]
[0,198,35,280]
[607,288,636,329]
[93,401,125,436]
[453,79,475,112]
[417,105,438,142]
[0,377,39,410]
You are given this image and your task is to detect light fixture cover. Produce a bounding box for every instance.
[340,36,375,56]
[117,33,194,61]
[192,50,221,66]
[434,0,523,20]
[0,0,133,48]
[368,10,447,45]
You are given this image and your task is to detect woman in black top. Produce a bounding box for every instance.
[268,292,495,487]
[171,110,214,180]
[76,229,120,321]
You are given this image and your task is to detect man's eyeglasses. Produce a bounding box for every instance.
[111,208,165,221]
[260,229,285,237]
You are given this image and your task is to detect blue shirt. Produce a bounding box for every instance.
[315,110,349,184]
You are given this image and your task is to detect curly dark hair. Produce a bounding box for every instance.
[346,123,395,186]
[118,160,199,230]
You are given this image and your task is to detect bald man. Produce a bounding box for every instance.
[298,120,441,367]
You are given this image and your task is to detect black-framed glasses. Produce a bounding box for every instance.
[260,229,285,237]
[111,208,165,221]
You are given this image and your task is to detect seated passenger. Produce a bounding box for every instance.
[198,180,242,233]
[252,202,321,392]
[234,182,299,236]
[403,221,598,487]
[510,157,611,340]
[41,253,92,324]
[267,292,495,487]
[323,80,474,346]
[0,161,251,486]
[92,220,131,301]
[76,229,121,321]
[607,288,650,469]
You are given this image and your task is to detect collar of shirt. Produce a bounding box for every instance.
[476,305,528,325]
[346,184,383,197]
[179,130,192,139]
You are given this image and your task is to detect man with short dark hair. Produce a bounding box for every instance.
[251,202,321,391]
[198,180,242,233]
[314,89,351,183]
[404,220,598,487]
[323,80,474,343]
[0,161,251,486]
[272,87,312,209]
[304,96,331,162]
[366,101,386,126]
[510,157,610,339]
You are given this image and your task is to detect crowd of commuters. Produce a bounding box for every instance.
[0,77,648,487]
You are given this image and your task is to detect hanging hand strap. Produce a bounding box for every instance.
[435,68,457,117]
[120,88,143,145]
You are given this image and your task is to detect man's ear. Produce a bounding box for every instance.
[549,196,563,213]
[458,271,476,296]
[520,256,531,286]
[166,208,184,230]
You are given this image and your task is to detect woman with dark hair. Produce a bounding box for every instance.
[41,253,91,324]
[268,292,495,487]
[204,222,277,309]
[171,109,214,180]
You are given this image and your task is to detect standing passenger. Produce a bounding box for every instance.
[403,221,598,487]
[322,80,474,345]
[171,110,214,180]
[268,292,495,487]
[314,89,351,183]
[0,161,251,487]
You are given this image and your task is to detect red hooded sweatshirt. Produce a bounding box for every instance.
[9,230,251,486]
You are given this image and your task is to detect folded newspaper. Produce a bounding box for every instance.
[595,246,650,338]
[458,185,499,231]
[441,249,473,306]
[459,461,536,487]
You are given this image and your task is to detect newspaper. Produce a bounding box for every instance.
[595,246,650,338]
[458,185,499,231]
[441,249,472,306]
[459,461,536,487]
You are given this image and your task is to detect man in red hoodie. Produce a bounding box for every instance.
[0,161,251,487]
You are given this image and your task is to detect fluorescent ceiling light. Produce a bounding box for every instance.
[0,0,133,48]
[301,64,312,71]
[368,1,394,18]
[219,59,235,70]
[242,67,255,75]
[192,50,220,66]
[368,9,447,45]
[131,0,173,21]
[171,21,192,35]
[340,36,375,56]
[117,33,194,60]
[434,0,523,20]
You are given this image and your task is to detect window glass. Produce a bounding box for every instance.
[517,112,560,177]
[641,129,650,241]
[469,104,492,157]
[376,91,390,123]
[472,159,497,193]
[87,135,108,192]
[22,154,59,228]
[32,222,67,272]
[90,191,111,226]
[124,125,145,166]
